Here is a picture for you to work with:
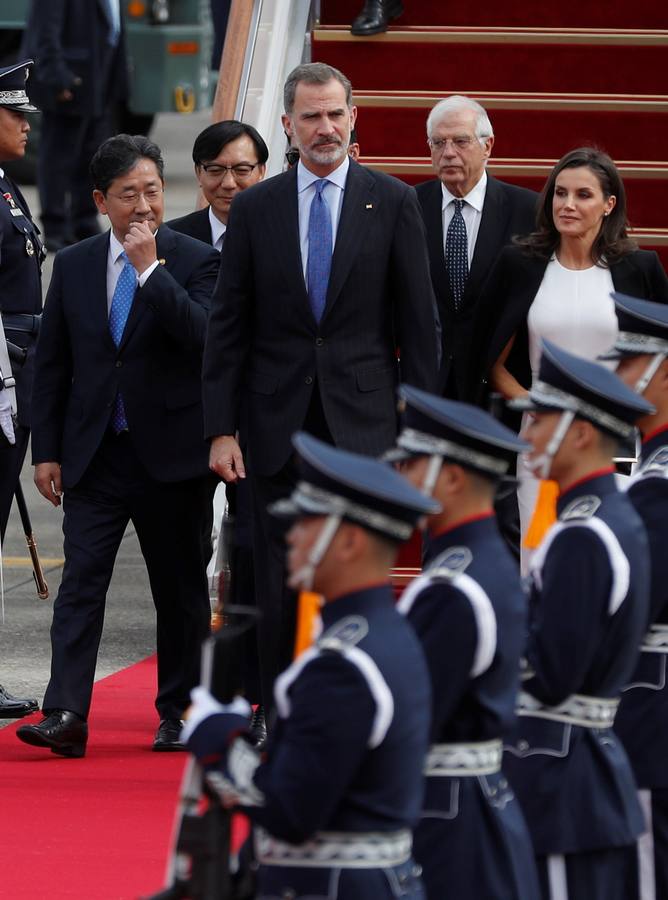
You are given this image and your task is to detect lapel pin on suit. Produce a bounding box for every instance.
[159,258,166,265]
[365,203,373,209]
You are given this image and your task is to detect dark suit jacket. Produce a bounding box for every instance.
[21,0,128,116]
[166,208,214,245]
[202,159,441,477]
[472,245,668,411]
[31,226,220,487]
[416,175,538,399]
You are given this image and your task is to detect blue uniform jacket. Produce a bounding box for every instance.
[616,426,668,788]
[398,515,539,900]
[0,171,43,427]
[504,471,650,855]
[403,515,525,744]
[188,584,432,844]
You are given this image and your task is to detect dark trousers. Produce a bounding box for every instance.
[38,111,109,240]
[43,431,212,720]
[251,462,298,713]
[0,421,29,541]
[250,389,333,712]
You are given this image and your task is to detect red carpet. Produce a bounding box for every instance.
[0,657,186,899]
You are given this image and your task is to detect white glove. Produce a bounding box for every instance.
[181,686,251,743]
[0,389,15,445]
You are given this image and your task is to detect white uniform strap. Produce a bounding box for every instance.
[530,518,630,615]
[273,643,394,749]
[397,567,497,679]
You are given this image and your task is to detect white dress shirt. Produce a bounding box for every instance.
[297,155,349,283]
[208,207,226,253]
[106,231,159,312]
[440,170,488,268]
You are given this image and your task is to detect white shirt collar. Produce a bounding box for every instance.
[0,167,5,179]
[208,206,226,248]
[440,169,487,213]
[109,231,127,265]
[297,154,350,194]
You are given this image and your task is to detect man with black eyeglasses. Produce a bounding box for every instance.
[168,120,268,251]
[17,134,220,759]
[168,120,269,740]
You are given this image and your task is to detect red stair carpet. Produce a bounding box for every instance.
[314,1,668,268]
[0,657,185,899]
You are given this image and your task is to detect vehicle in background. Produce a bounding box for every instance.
[0,0,213,181]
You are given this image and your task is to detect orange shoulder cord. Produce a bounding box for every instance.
[293,591,324,658]
[522,480,559,549]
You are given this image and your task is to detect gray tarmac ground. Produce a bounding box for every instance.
[0,108,214,723]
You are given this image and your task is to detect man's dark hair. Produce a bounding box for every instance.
[192,120,269,167]
[284,62,353,114]
[90,134,165,194]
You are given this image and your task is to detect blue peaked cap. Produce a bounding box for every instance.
[511,339,654,438]
[271,432,440,540]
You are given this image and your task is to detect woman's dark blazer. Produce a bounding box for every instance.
[469,246,668,409]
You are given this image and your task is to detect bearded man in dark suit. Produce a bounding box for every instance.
[17,135,219,759]
[202,62,441,716]
[416,95,538,401]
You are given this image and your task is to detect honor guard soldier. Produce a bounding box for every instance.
[386,385,540,900]
[183,432,437,900]
[601,294,668,900]
[503,339,653,900]
[0,59,42,718]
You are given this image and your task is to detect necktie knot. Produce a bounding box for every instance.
[314,179,328,197]
[453,199,464,213]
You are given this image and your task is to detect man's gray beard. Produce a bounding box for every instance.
[302,141,348,168]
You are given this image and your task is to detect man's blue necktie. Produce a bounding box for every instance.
[108,252,136,432]
[446,198,469,312]
[307,179,332,323]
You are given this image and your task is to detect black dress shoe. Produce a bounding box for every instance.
[153,718,185,752]
[16,709,88,758]
[248,704,267,750]
[0,684,39,719]
[351,0,404,36]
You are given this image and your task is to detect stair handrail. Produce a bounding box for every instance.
[212,0,315,179]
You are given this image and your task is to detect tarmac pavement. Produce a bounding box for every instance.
[0,108,215,723]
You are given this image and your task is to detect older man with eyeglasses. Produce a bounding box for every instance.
[416,95,538,404]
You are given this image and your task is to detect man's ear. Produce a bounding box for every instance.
[93,189,108,216]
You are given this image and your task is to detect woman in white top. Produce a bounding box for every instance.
[470,147,668,555]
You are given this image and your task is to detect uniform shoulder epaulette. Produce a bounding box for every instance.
[318,615,369,654]
[638,446,668,479]
[428,545,473,578]
[559,495,601,521]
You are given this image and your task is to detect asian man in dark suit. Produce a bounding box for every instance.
[202,62,441,717]
[167,120,267,249]
[16,135,220,759]
[416,95,538,401]
[168,120,269,732]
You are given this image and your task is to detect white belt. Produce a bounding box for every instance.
[254,827,412,869]
[424,739,502,776]
[641,624,668,654]
[517,691,619,729]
